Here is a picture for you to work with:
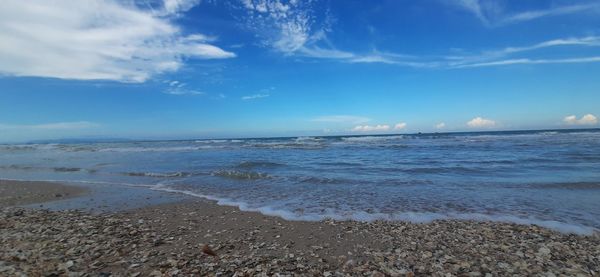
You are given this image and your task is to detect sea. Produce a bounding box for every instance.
[1,129,599,234]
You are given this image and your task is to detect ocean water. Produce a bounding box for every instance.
[1,129,600,234]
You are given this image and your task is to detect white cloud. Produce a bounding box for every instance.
[312,115,371,124]
[351,124,390,132]
[563,114,598,125]
[436,122,446,129]
[162,0,201,15]
[394,122,407,130]
[241,94,270,100]
[0,121,98,131]
[467,117,496,128]
[0,0,234,83]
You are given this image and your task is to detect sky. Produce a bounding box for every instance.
[1,0,599,142]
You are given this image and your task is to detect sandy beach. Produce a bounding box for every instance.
[1,179,599,276]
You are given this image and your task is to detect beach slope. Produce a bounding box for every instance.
[1,180,599,276]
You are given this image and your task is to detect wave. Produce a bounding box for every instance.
[244,142,324,150]
[98,146,202,152]
[148,186,598,235]
[0,145,37,152]
[195,139,244,144]
[211,170,271,180]
[122,171,193,178]
[528,182,600,190]
[0,165,95,173]
[294,136,323,142]
[340,135,405,143]
[401,166,492,174]
[235,161,285,169]
[53,167,82,172]
[0,164,36,170]
[297,176,352,185]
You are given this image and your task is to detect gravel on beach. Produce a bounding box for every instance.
[2,199,599,277]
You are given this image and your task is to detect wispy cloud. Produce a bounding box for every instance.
[237,1,600,69]
[240,0,325,54]
[352,124,390,132]
[455,57,600,68]
[312,115,371,124]
[453,0,600,27]
[436,122,446,129]
[563,114,598,125]
[163,80,204,95]
[447,36,600,69]
[0,121,98,131]
[241,94,270,100]
[239,0,405,64]
[467,117,496,128]
[500,3,600,25]
[0,0,234,83]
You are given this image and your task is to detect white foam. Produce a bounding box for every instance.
[151,186,599,236]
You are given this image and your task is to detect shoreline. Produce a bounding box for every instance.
[1,179,599,275]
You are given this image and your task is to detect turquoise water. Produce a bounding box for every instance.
[1,129,600,234]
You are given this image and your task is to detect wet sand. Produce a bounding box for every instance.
[1,179,599,276]
[0,179,88,208]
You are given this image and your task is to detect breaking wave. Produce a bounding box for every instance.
[149,185,599,235]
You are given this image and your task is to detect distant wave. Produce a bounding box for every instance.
[211,170,271,180]
[341,135,404,143]
[195,139,244,143]
[0,145,37,152]
[99,146,203,152]
[528,182,600,190]
[538,131,559,135]
[294,136,323,142]
[0,164,36,170]
[122,171,193,178]
[53,167,82,172]
[400,166,493,175]
[244,142,324,150]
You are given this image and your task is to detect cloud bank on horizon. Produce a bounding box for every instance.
[0,0,599,141]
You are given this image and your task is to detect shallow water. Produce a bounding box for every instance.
[1,129,600,234]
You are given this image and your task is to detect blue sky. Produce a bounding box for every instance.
[1,0,599,142]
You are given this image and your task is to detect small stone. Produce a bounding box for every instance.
[537,247,551,257]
